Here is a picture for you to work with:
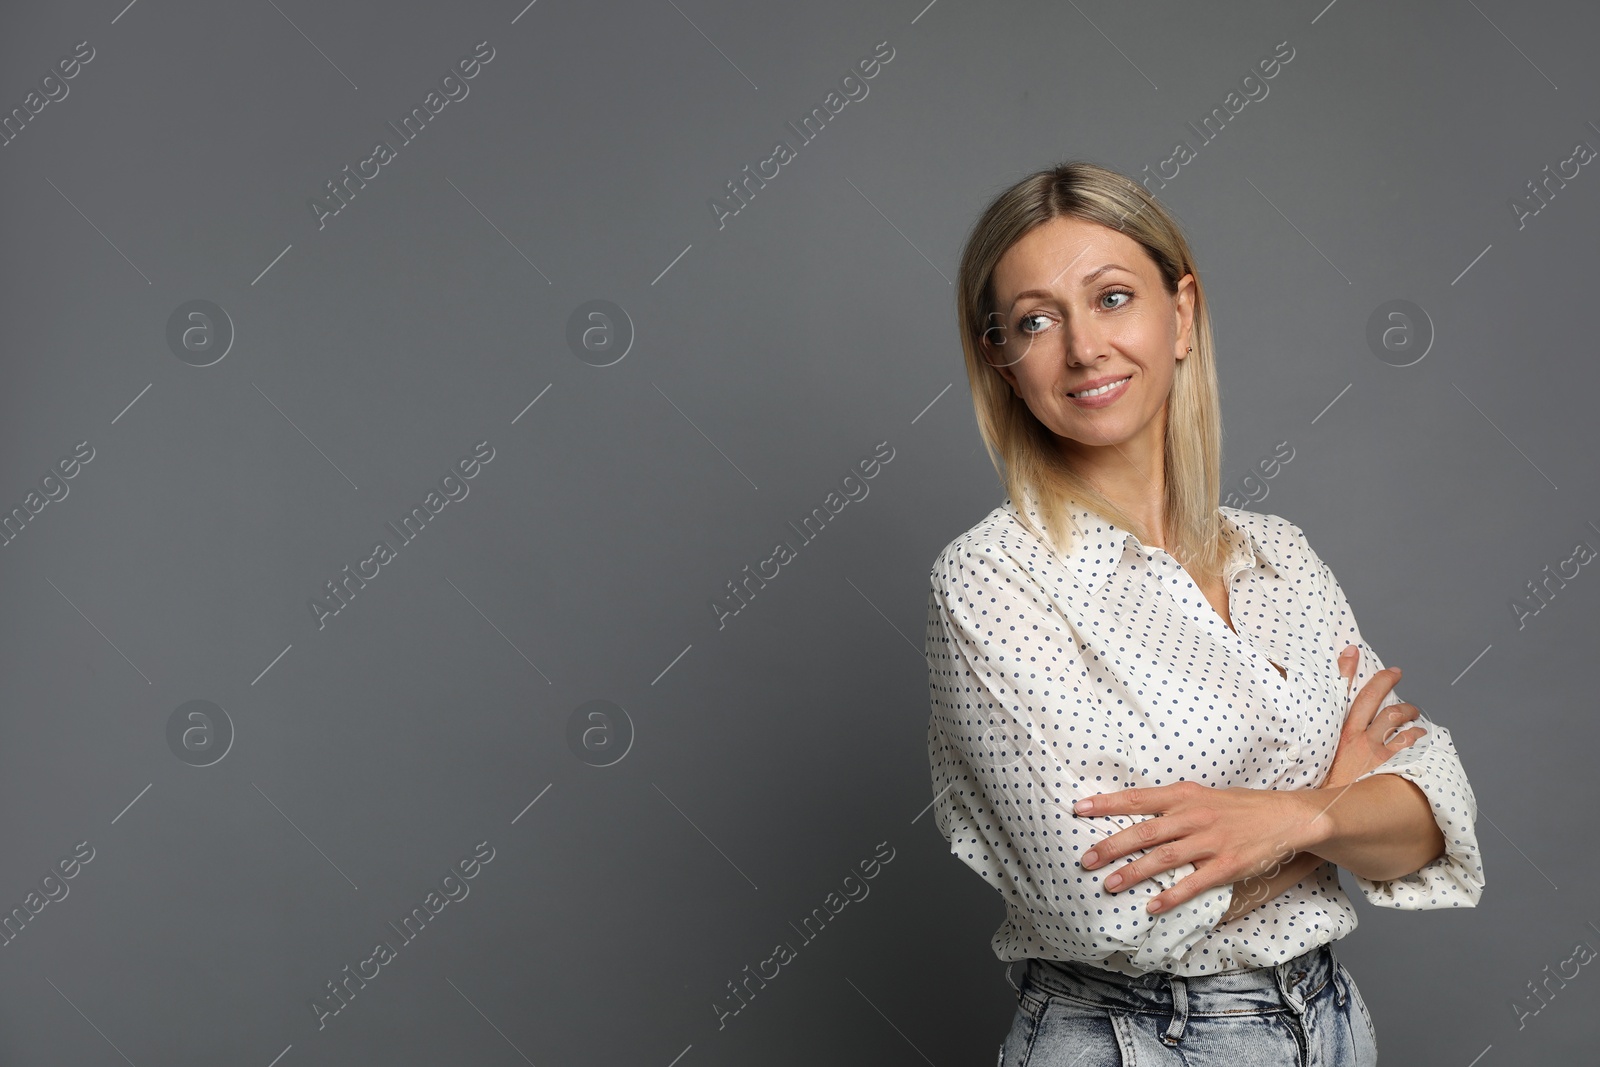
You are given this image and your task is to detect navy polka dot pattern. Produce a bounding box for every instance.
[924,492,1484,977]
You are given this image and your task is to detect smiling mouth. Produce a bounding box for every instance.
[1066,375,1132,399]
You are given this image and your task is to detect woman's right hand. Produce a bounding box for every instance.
[1320,645,1427,791]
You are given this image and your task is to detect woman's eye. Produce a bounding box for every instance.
[1016,291,1130,334]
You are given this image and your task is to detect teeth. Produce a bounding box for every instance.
[1069,375,1130,398]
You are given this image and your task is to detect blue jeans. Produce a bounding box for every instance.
[999,943,1378,1065]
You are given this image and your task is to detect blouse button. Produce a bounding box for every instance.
[1286,743,1303,762]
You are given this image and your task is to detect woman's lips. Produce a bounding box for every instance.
[1065,374,1131,408]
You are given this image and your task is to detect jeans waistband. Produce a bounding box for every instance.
[1018,942,1337,1018]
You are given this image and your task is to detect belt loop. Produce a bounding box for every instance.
[1161,973,1190,1044]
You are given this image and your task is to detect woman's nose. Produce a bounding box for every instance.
[1064,322,1106,365]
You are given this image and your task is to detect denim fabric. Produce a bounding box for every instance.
[998,943,1377,1066]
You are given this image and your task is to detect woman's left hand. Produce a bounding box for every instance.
[1072,782,1323,914]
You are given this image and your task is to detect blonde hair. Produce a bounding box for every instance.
[954,160,1228,578]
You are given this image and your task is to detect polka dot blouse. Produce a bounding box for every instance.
[924,493,1484,977]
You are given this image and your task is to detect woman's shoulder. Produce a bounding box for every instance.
[1218,503,1307,542]
[927,498,1045,577]
[1218,504,1328,575]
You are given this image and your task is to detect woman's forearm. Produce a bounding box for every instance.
[1218,849,1327,925]
[1218,773,1444,926]
[1296,773,1446,881]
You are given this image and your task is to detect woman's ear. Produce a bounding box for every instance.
[980,313,1006,357]
[984,344,1019,389]
[979,319,1019,386]
[1173,273,1197,357]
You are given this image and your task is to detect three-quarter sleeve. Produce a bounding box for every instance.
[925,538,1233,972]
[1303,530,1486,909]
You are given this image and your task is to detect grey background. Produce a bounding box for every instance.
[0,0,1591,1063]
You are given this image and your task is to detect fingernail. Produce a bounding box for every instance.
[1104,873,1123,890]
[1082,850,1099,868]
[1074,799,1093,814]
[1148,898,1163,913]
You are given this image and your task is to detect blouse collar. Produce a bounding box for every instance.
[1003,487,1284,597]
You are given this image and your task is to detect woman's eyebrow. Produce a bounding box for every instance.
[1006,263,1133,309]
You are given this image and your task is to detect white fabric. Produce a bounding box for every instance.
[925,492,1484,976]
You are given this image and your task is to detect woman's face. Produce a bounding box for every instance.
[983,215,1195,460]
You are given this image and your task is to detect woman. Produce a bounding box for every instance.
[924,161,1484,1065]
